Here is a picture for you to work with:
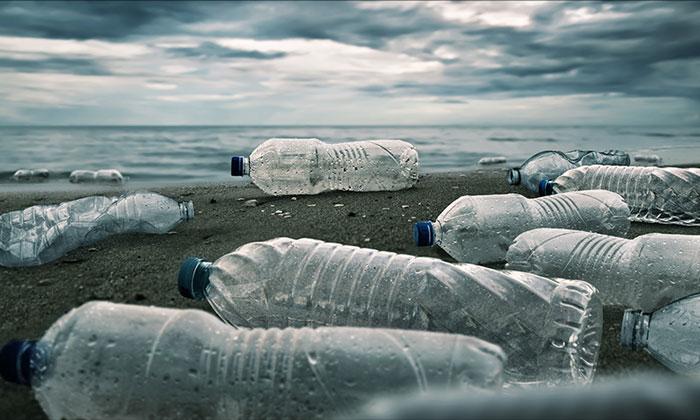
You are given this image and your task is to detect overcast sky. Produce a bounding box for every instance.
[0,1,698,126]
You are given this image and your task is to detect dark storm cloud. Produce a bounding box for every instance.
[0,57,110,75]
[167,41,286,60]
[0,1,205,40]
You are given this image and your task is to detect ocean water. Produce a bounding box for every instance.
[0,125,698,189]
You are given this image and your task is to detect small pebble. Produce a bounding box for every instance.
[244,199,258,207]
[382,207,390,211]
[38,279,53,286]
[307,204,317,207]
[133,293,147,301]
[283,214,292,218]
[236,197,245,201]
[273,210,283,215]
[88,247,98,252]
[291,197,297,201]
[401,205,409,209]
[347,212,357,217]
[334,203,345,207]
[363,237,371,242]
[166,231,177,235]
[210,198,217,204]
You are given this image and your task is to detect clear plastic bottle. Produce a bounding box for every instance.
[413,190,629,264]
[542,165,700,225]
[0,301,506,420]
[179,238,603,386]
[506,228,700,312]
[352,374,700,420]
[507,150,630,194]
[69,169,124,184]
[0,192,194,267]
[230,138,419,196]
[621,294,700,375]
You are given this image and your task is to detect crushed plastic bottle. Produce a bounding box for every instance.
[0,192,193,267]
[11,169,50,182]
[230,138,419,195]
[541,165,700,225]
[69,169,124,184]
[0,301,506,420]
[351,374,700,420]
[414,190,629,264]
[621,294,700,375]
[506,228,700,311]
[179,238,603,386]
[507,150,630,194]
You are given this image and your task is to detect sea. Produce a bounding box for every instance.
[0,125,698,190]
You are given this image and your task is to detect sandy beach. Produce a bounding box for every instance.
[1,168,698,419]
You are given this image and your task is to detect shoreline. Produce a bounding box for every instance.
[1,169,698,418]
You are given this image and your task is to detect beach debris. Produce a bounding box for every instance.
[10,168,50,182]
[69,169,124,184]
[230,138,419,196]
[243,199,258,207]
[633,154,662,165]
[507,150,629,194]
[0,192,193,267]
[478,156,507,165]
[334,203,345,207]
[0,301,504,419]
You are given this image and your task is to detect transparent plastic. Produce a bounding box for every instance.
[420,190,629,264]
[548,165,700,225]
[187,238,603,386]
[620,294,700,375]
[16,301,505,419]
[235,138,419,195]
[0,192,193,267]
[69,169,124,184]
[508,150,629,194]
[11,169,50,182]
[506,228,700,311]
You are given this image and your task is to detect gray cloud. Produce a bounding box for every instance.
[0,57,110,75]
[167,41,286,60]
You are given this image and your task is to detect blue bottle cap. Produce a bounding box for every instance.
[231,156,245,176]
[413,221,435,247]
[0,340,36,386]
[538,179,554,196]
[178,257,212,300]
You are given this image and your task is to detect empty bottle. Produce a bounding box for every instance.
[11,168,50,182]
[230,138,419,195]
[179,238,603,386]
[507,150,630,194]
[0,301,505,420]
[69,169,124,184]
[0,192,193,267]
[621,294,700,375]
[413,190,629,264]
[351,374,700,420]
[541,165,700,225]
[506,229,700,311]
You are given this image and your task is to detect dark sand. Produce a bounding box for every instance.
[1,169,698,419]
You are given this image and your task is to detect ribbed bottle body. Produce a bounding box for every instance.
[206,238,603,386]
[552,165,700,226]
[248,138,418,195]
[31,302,505,420]
[431,191,629,264]
[506,228,700,311]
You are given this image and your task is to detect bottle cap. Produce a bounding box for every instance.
[0,340,35,386]
[538,179,554,196]
[178,257,212,300]
[413,221,435,247]
[507,168,521,185]
[231,156,245,176]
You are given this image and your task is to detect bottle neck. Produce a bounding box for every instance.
[620,310,650,349]
[241,157,250,176]
[179,201,195,221]
[507,168,521,185]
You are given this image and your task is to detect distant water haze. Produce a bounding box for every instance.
[0,126,698,188]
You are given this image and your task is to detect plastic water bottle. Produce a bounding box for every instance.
[0,192,194,267]
[413,190,629,264]
[351,374,700,420]
[541,165,700,225]
[506,228,700,311]
[69,169,124,184]
[621,294,700,375]
[11,169,50,182]
[230,138,419,196]
[179,238,603,386]
[507,150,629,194]
[0,301,506,420]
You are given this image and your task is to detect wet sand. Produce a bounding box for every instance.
[1,169,698,419]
